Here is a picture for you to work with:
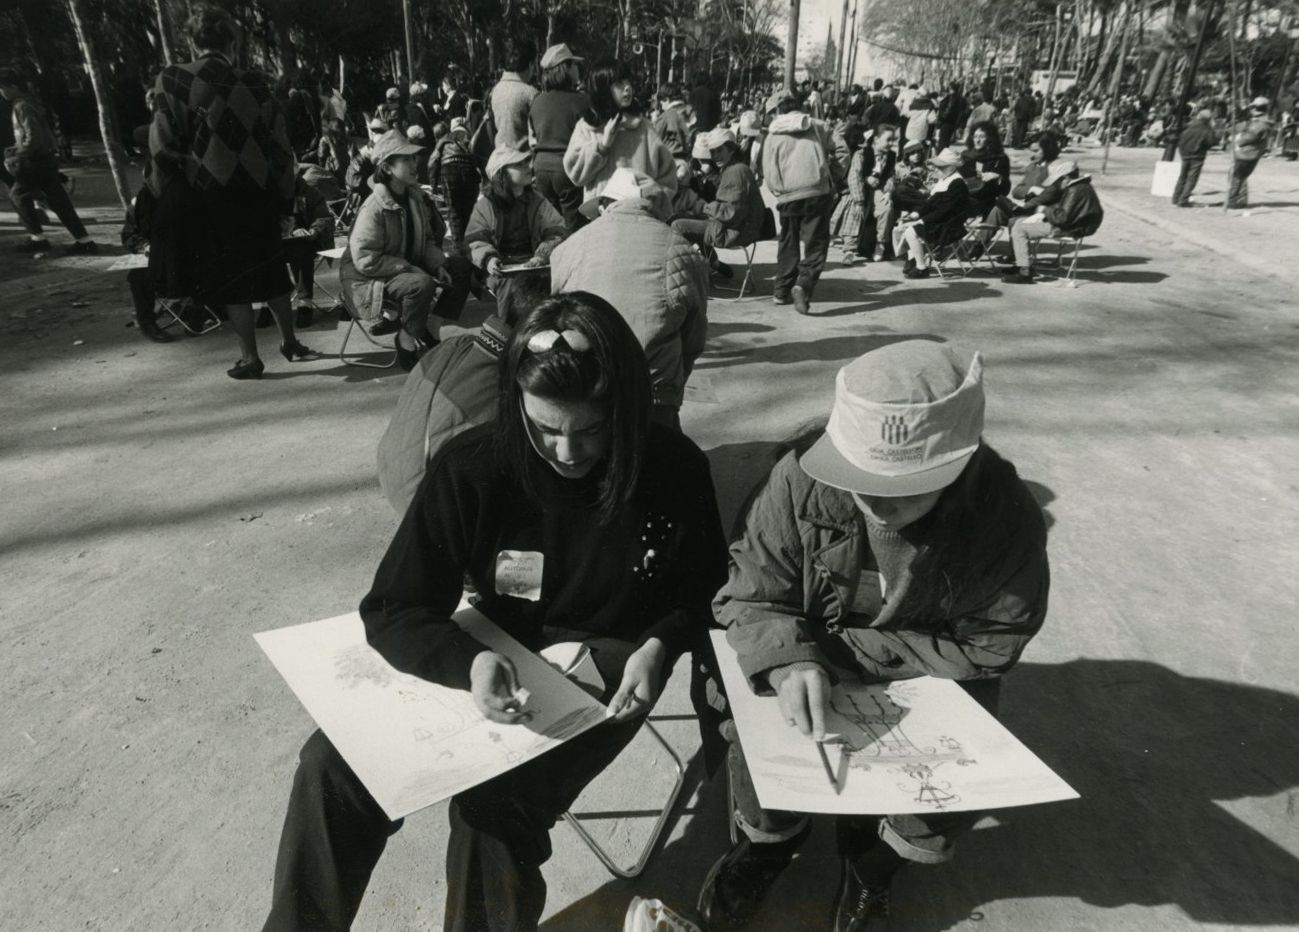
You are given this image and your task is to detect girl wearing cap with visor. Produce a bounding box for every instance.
[261,292,728,932]
[698,340,1049,932]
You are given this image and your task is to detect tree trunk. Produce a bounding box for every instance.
[784,0,799,89]
[1086,1,1131,98]
[1143,47,1171,99]
[65,0,131,209]
[153,0,176,65]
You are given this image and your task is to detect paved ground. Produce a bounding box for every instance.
[2,143,1298,932]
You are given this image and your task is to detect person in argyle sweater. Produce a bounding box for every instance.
[148,4,315,379]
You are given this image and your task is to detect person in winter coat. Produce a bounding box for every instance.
[530,44,589,231]
[563,62,677,202]
[1172,109,1216,207]
[262,292,729,932]
[936,80,970,151]
[762,87,841,315]
[1228,97,1272,209]
[0,68,97,254]
[695,339,1049,932]
[283,171,335,326]
[852,124,899,262]
[894,147,972,279]
[429,116,483,250]
[465,146,566,322]
[550,167,709,430]
[1001,160,1102,284]
[1012,88,1036,148]
[974,130,1064,252]
[962,120,1012,218]
[670,127,766,277]
[340,130,454,370]
[653,83,693,159]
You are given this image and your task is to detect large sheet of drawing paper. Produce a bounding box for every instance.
[710,632,1078,815]
[257,607,608,821]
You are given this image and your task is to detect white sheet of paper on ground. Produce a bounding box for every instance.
[709,631,1078,815]
[256,605,608,821]
[106,254,150,271]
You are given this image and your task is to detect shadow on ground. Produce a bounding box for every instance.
[543,659,1299,930]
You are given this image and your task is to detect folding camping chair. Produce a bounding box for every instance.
[1031,231,1087,283]
[328,193,361,237]
[157,298,221,336]
[311,246,346,313]
[562,720,688,878]
[338,293,400,369]
[713,208,777,300]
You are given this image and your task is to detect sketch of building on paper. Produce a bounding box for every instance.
[256,609,609,821]
[708,631,1078,816]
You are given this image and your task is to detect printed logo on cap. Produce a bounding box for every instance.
[880,414,909,446]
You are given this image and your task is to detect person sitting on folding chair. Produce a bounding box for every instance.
[1001,161,1103,284]
[465,146,567,322]
[340,130,454,371]
[284,169,336,327]
[669,127,766,279]
[260,292,728,932]
[893,147,971,280]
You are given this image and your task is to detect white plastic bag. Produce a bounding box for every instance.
[622,896,702,932]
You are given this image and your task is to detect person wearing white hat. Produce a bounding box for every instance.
[340,130,455,370]
[893,146,971,279]
[999,150,1087,284]
[1228,97,1273,209]
[550,166,709,429]
[671,126,767,277]
[465,146,566,320]
[697,339,1049,932]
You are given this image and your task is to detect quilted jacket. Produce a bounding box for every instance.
[701,161,766,248]
[340,182,446,321]
[549,198,709,409]
[715,448,1049,694]
[1042,174,1104,238]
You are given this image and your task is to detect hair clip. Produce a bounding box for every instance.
[526,328,592,353]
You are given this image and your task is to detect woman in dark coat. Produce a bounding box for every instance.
[962,120,1011,217]
[894,147,972,279]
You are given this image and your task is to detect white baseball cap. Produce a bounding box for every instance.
[800,341,985,497]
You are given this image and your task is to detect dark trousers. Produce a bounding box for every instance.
[726,677,1001,865]
[440,161,481,245]
[284,238,322,302]
[263,639,645,932]
[1011,118,1029,149]
[1228,157,1258,208]
[9,155,88,239]
[1172,158,1204,205]
[534,164,585,233]
[774,194,833,299]
[126,268,156,321]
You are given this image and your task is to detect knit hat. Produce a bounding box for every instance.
[406,124,426,144]
[486,145,532,178]
[371,130,424,164]
[800,341,985,497]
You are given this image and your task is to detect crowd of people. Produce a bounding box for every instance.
[7,4,1296,932]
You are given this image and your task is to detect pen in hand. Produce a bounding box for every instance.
[816,737,841,795]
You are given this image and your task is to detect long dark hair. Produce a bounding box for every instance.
[584,61,638,126]
[496,292,652,524]
[752,425,1043,624]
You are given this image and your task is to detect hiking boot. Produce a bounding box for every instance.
[15,238,51,253]
[697,824,811,930]
[791,285,811,315]
[832,860,892,932]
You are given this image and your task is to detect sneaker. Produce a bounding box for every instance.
[791,284,811,315]
[903,266,932,279]
[15,238,51,253]
[697,825,811,930]
[67,240,98,255]
[1001,269,1035,284]
[832,861,892,932]
[772,292,793,306]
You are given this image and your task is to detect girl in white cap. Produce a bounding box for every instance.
[697,339,1050,932]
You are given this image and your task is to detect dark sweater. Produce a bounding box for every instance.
[530,89,588,170]
[360,422,728,690]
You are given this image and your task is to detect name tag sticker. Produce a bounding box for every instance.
[495,550,544,601]
[850,570,884,618]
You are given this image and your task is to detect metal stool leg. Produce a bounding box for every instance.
[339,317,398,369]
[562,721,687,879]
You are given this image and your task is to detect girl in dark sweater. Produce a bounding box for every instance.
[261,292,728,932]
[696,340,1049,932]
[529,49,589,231]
